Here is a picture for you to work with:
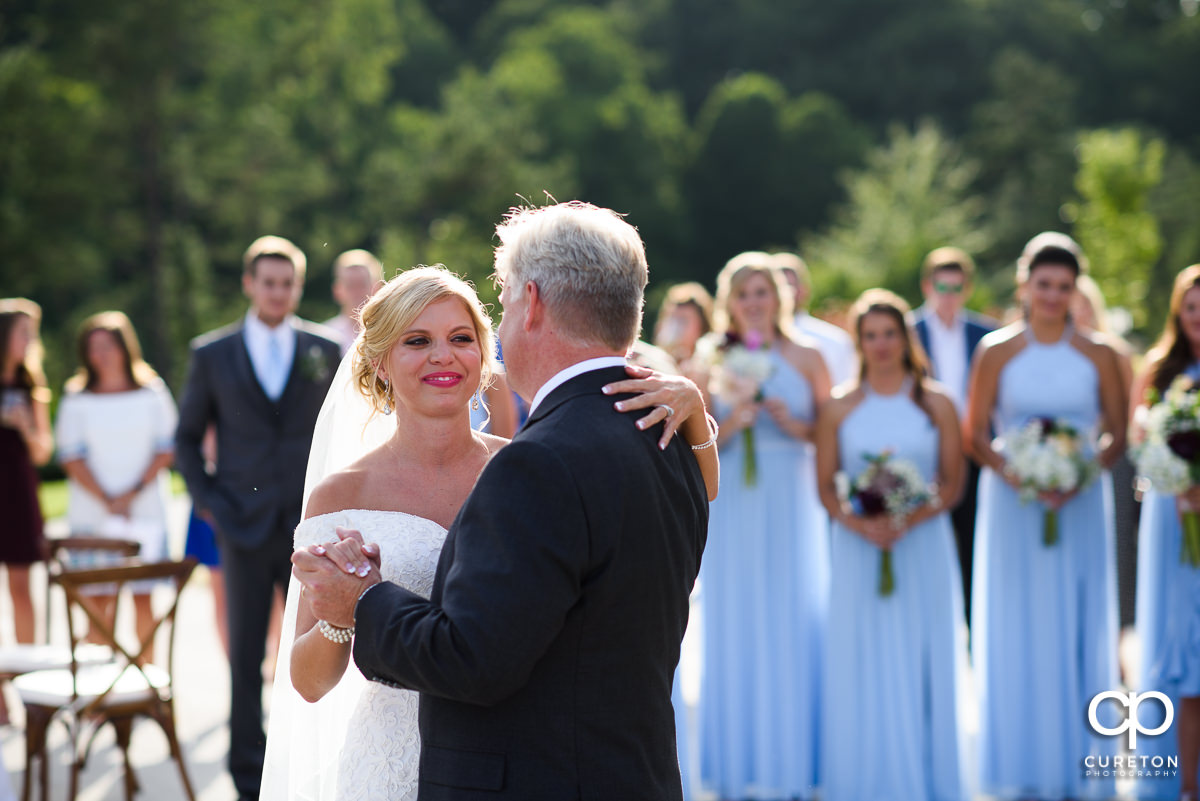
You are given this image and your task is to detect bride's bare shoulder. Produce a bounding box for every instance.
[304,461,376,519]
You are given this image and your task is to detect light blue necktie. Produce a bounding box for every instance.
[265,335,286,400]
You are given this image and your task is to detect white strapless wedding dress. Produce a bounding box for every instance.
[282,509,448,801]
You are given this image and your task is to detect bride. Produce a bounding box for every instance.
[260,265,718,800]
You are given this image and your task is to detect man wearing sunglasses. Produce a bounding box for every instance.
[911,247,997,627]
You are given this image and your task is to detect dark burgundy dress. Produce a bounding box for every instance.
[0,385,45,564]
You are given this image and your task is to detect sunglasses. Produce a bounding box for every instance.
[933,281,964,295]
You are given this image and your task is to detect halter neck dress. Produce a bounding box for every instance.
[972,325,1118,801]
[822,379,966,801]
[698,346,830,800]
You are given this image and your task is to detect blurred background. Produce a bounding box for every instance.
[2,0,1199,405]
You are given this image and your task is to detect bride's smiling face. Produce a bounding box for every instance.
[379,297,483,417]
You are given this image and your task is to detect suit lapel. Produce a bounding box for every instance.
[278,324,305,404]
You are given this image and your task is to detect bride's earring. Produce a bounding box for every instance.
[471,392,480,411]
[381,378,393,416]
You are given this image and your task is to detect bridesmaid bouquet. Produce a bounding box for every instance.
[836,450,934,597]
[708,330,773,486]
[1001,417,1097,547]
[1137,376,1200,566]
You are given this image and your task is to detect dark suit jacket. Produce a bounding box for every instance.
[911,307,997,378]
[174,318,340,549]
[353,366,709,800]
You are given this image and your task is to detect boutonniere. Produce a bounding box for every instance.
[298,344,332,383]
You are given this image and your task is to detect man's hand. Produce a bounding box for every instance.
[292,526,382,628]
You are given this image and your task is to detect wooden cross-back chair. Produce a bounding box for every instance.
[13,557,199,801]
[0,537,141,713]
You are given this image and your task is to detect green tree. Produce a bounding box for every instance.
[1068,127,1164,330]
[805,121,992,306]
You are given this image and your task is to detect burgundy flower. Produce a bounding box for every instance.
[720,331,742,351]
[1036,417,1056,436]
[857,488,887,517]
[1169,430,1200,462]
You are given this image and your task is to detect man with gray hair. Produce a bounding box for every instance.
[298,201,710,800]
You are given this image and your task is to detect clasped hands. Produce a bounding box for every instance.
[292,527,383,629]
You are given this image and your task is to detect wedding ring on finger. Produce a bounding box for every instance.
[658,404,675,418]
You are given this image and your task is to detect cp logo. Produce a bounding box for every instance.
[1088,690,1174,749]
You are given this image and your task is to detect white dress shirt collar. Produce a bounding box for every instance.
[243,312,297,400]
[527,356,628,418]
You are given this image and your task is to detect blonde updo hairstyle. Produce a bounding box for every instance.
[352,266,497,416]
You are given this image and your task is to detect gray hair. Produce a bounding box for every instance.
[493,201,648,350]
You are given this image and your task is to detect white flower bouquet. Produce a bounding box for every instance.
[836,450,934,597]
[707,330,773,486]
[1137,376,1200,565]
[1000,416,1097,547]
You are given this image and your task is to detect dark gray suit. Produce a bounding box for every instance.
[353,366,709,800]
[175,317,339,800]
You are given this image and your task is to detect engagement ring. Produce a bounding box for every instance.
[658,404,675,417]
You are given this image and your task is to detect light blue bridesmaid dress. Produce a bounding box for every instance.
[973,326,1119,800]
[1134,361,1200,801]
[822,380,967,801]
[699,347,830,800]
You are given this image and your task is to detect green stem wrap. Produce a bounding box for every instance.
[742,427,757,487]
[1042,508,1059,547]
[878,548,895,597]
[1182,510,1200,568]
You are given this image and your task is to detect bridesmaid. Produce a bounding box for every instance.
[697,252,830,800]
[967,233,1126,801]
[816,289,967,801]
[1132,264,1200,801]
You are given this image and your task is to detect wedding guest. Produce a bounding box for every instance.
[967,232,1126,801]
[775,251,857,385]
[696,252,830,800]
[324,249,384,354]
[0,299,52,646]
[183,426,228,654]
[56,311,177,658]
[816,289,966,801]
[1131,264,1200,801]
[1073,274,1140,631]
[911,247,997,622]
[175,235,341,801]
[653,282,713,370]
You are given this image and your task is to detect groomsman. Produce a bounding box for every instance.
[910,247,997,621]
[175,235,340,801]
[774,252,858,385]
[324,248,384,355]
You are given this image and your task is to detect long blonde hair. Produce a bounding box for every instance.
[353,266,497,416]
[0,298,48,399]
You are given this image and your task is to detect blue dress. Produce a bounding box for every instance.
[1134,361,1200,800]
[973,327,1119,800]
[822,382,967,801]
[699,348,829,800]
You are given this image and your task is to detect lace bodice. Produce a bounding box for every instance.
[293,509,448,801]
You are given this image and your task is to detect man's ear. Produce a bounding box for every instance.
[242,271,255,300]
[524,281,543,332]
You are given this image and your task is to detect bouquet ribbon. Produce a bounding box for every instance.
[1043,509,1058,547]
[878,548,895,597]
[1182,510,1200,567]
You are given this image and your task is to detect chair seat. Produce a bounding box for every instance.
[13,662,170,708]
[0,644,113,676]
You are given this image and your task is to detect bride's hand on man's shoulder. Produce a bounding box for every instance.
[603,364,706,449]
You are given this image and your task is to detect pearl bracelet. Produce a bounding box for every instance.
[691,438,717,451]
[317,619,355,644]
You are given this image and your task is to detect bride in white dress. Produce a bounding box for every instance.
[260,266,718,801]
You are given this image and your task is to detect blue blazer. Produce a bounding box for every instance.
[911,307,998,377]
